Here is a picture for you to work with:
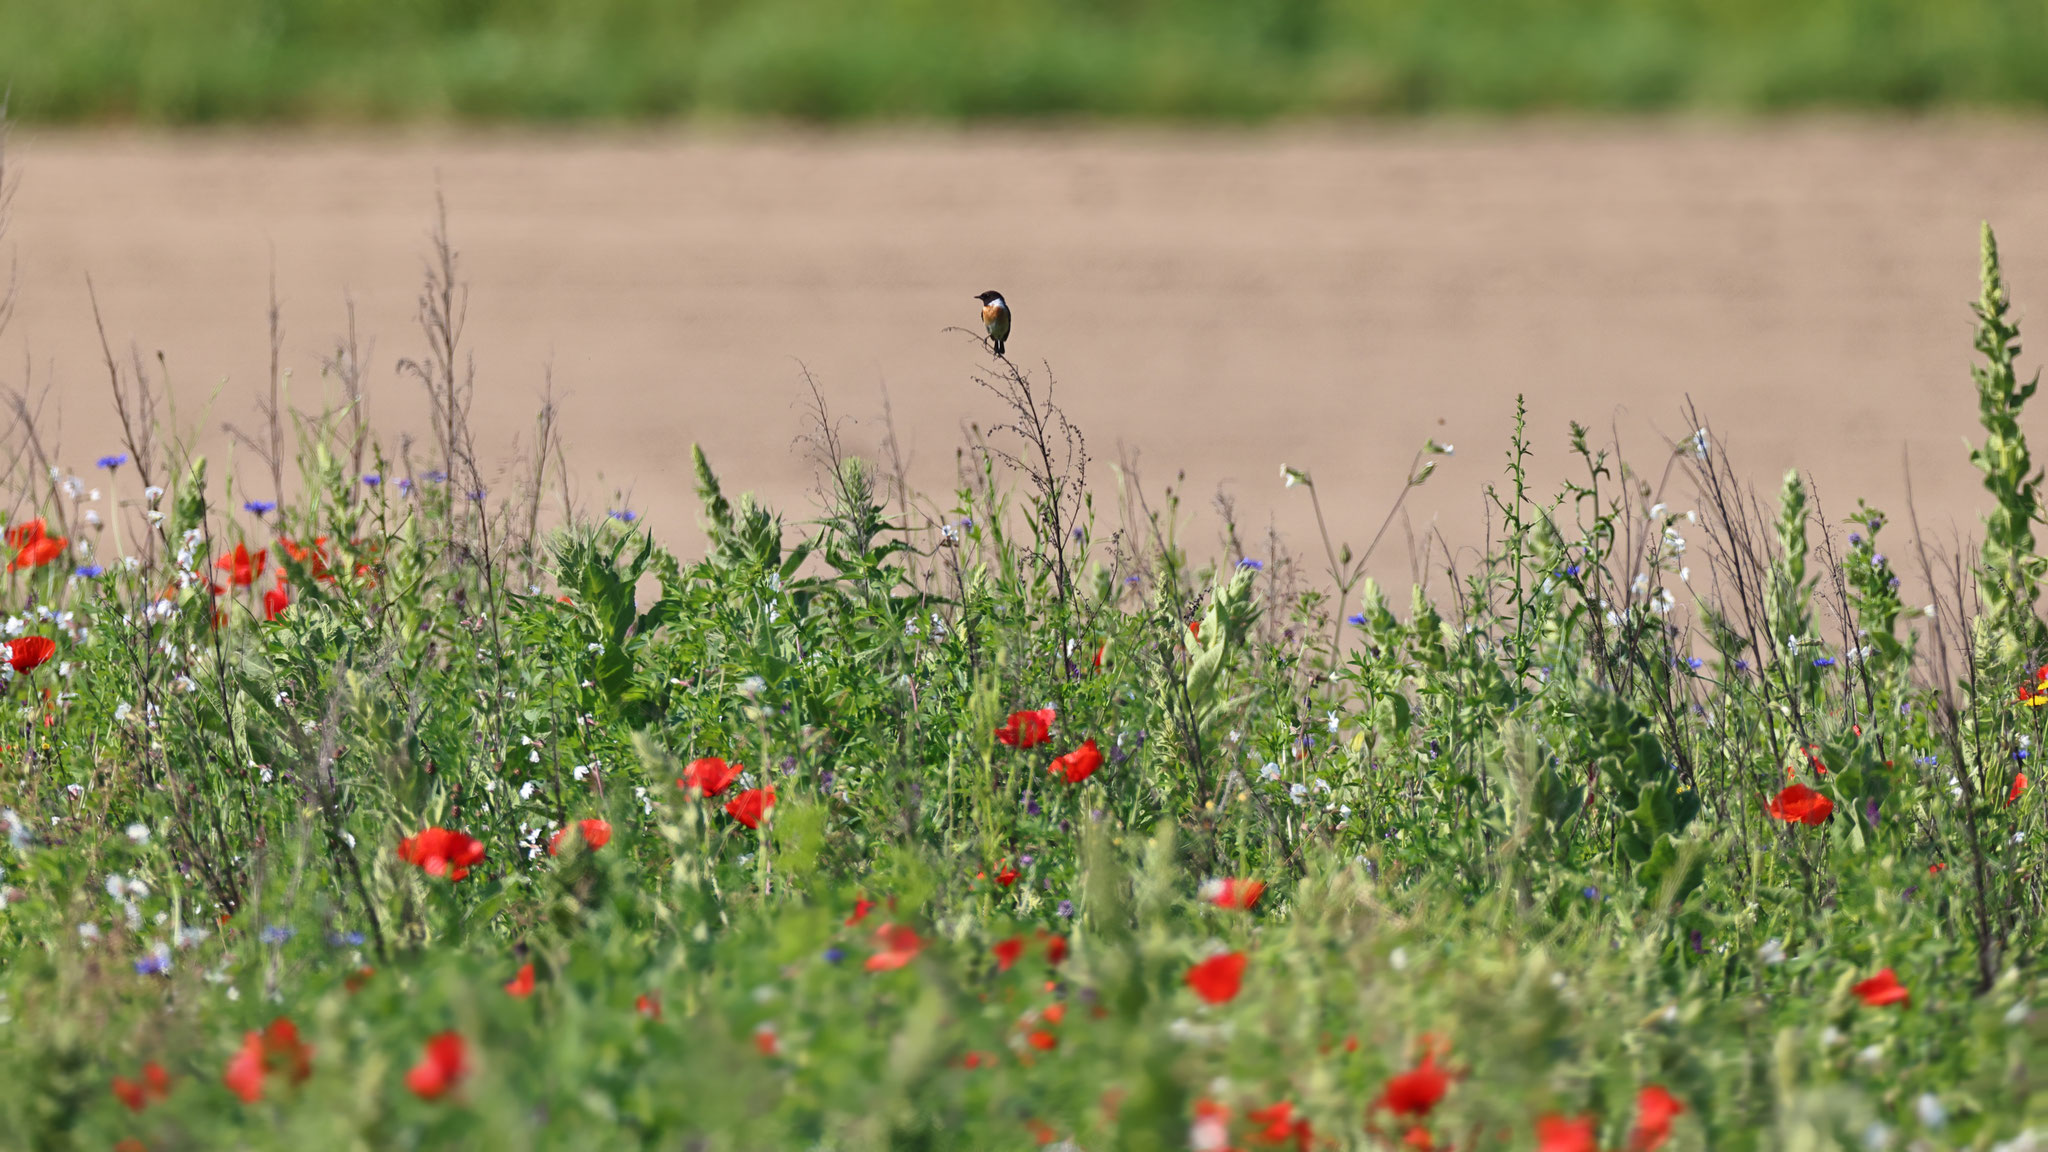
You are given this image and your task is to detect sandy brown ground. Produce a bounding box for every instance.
[6,122,2048,595]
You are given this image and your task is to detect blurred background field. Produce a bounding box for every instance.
[7,0,2048,124]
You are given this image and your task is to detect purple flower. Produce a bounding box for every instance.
[97,453,129,470]
[397,478,415,495]
[1018,854,1035,868]
[1238,558,1263,570]
[134,951,170,976]
[1347,613,1367,626]
[76,565,104,578]
[1812,657,1835,668]
[1865,798,1882,828]
[1581,886,1599,900]
[466,489,487,502]
[1025,797,1042,816]
[609,509,639,523]
[1057,900,1074,918]
[361,472,381,487]
[243,500,277,515]
[1848,532,1863,546]
[327,930,365,947]
[423,470,448,483]
[823,946,846,965]
[261,925,294,945]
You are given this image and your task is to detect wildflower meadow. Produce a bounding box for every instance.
[3,177,2048,1148]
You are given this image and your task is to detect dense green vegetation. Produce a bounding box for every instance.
[6,0,2048,122]
[4,218,2048,1149]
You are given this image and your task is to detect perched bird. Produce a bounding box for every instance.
[976,291,1012,356]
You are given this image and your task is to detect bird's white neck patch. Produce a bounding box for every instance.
[986,296,1005,309]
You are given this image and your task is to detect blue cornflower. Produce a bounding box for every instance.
[609,509,638,523]
[1564,564,1582,577]
[1733,658,1750,672]
[823,946,846,965]
[466,489,487,502]
[1813,657,1835,668]
[423,470,448,483]
[1124,575,1140,586]
[1057,900,1075,918]
[1685,656,1703,670]
[261,925,295,945]
[97,453,129,470]
[361,472,381,487]
[327,930,365,947]
[2017,748,2031,763]
[1347,613,1367,626]
[1848,532,1862,546]
[397,477,414,494]
[1238,558,1263,570]
[134,952,170,976]
[243,500,277,515]
[76,565,104,578]
[1581,886,1599,900]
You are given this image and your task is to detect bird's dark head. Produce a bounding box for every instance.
[975,290,1005,304]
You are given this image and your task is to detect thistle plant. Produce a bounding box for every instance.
[1968,221,2046,661]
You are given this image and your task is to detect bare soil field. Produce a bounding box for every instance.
[6,123,2048,589]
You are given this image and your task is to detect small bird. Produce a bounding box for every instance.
[975,291,1011,356]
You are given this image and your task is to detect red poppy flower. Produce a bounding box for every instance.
[993,937,1026,972]
[1537,1114,1598,1152]
[1852,967,1910,1007]
[963,1050,992,1069]
[8,635,55,674]
[1027,1118,1060,1145]
[1929,862,1947,874]
[1248,1101,1313,1150]
[216,543,267,588]
[224,1017,312,1103]
[846,897,877,925]
[143,1062,171,1099]
[1629,1084,1685,1151]
[725,786,775,830]
[1049,738,1104,783]
[113,1074,148,1112]
[276,536,335,583]
[2011,773,2028,806]
[754,1023,780,1057]
[1202,877,1266,910]
[1401,1127,1436,1150]
[504,962,535,998]
[397,826,486,881]
[263,583,289,621]
[1025,1028,1058,1051]
[405,1031,469,1100]
[996,708,1057,749]
[548,818,612,856]
[1045,934,1069,966]
[1093,644,1106,669]
[636,993,662,1020]
[6,519,67,571]
[1186,951,1247,1004]
[1188,620,1202,639]
[1768,783,1833,826]
[994,865,1020,888]
[1377,1053,1450,1119]
[866,923,925,972]
[678,756,742,797]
